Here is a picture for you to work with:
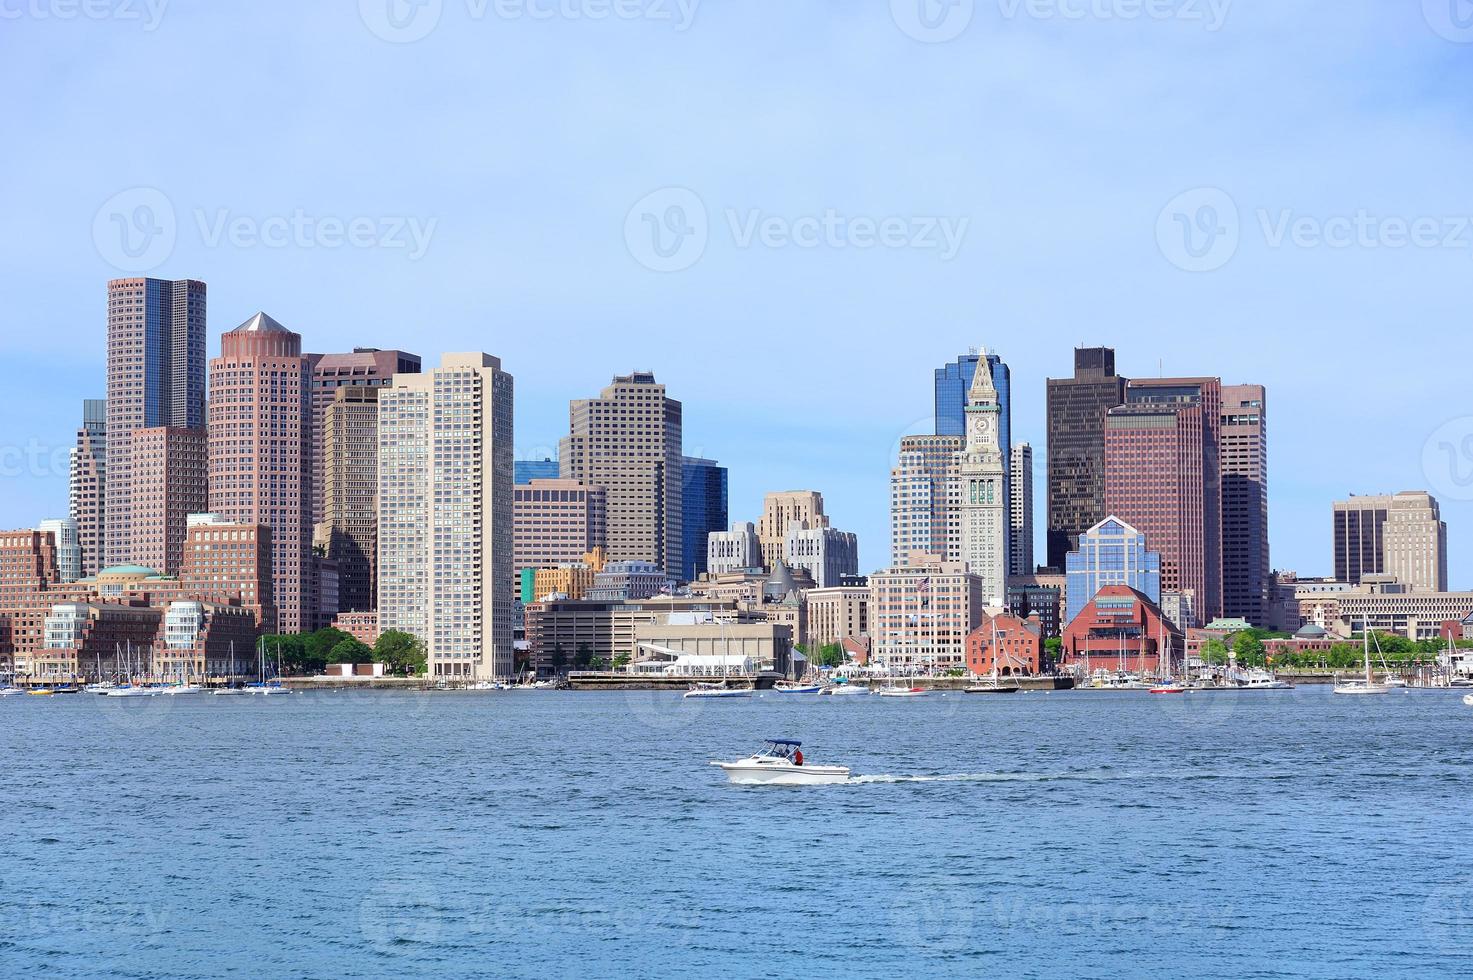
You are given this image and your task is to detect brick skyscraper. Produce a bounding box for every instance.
[1045,347,1126,569]
[1104,378,1223,626]
[104,278,206,568]
[208,313,312,633]
[127,426,208,575]
[1220,384,1270,624]
[560,372,682,577]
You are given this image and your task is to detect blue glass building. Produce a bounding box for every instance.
[680,456,728,583]
[514,458,560,485]
[935,351,1011,452]
[1064,516,1162,626]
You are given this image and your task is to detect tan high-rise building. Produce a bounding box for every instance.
[208,313,312,634]
[1334,491,1447,592]
[128,426,208,576]
[869,554,984,669]
[805,585,870,649]
[322,386,382,613]
[379,353,514,681]
[560,372,682,576]
[1383,491,1448,593]
[890,435,962,567]
[757,491,828,569]
[514,479,608,572]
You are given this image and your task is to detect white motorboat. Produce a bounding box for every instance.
[823,684,871,696]
[712,739,850,785]
[773,682,822,694]
[0,686,26,697]
[1230,668,1294,690]
[877,685,928,698]
[683,683,751,699]
[105,686,157,697]
[158,684,204,695]
[213,687,248,696]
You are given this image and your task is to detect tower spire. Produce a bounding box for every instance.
[967,351,997,407]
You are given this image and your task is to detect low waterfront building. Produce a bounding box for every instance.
[965,612,1043,677]
[868,553,985,670]
[585,561,672,602]
[805,586,869,649]
[1059,585,1183,676]
[523,596,745,674]
[1333,577,1473,641]
[633,619,792,676]
[332,610,381,646]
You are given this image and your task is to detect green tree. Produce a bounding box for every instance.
[1232,631,1265,668]
[613,653,630,670]
[550,644,568,677]
[329,637,373,664]
[260,634,314,674]
[305,628,353,667]
[815,643,846,668]
[575,643,593,670]
[375,629,427,676]
[1201,638,1229,666]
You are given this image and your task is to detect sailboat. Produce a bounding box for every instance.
[1333,622,1389,695]
[1149,619,1186,694]
[965,618,1020,694]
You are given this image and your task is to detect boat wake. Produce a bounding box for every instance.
[848,768,1303,785]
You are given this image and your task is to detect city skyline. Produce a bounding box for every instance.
[4,5,1472,586]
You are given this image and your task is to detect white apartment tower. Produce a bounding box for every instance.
[378,353,514,681]
[959,350,1008,607]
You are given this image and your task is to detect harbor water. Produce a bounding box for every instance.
[2,686,1470,978]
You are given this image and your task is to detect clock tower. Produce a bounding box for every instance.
[959,350,1008,608]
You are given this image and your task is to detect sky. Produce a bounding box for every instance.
[2,0,1472,585]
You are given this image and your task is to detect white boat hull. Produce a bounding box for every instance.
[683,689,750,699]
[713,761,851,785]
[1333,685,1389,695]
[824,686,870,696]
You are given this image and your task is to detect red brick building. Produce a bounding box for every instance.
[965,612,1043,677]
[1060,585,1183,675]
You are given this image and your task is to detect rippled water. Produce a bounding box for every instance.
[2,686,1470,978]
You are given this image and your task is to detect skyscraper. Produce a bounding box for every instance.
[69,399,106,578]
[305,348,420,525]
[513,479,608,573]
[680,457,728,583]
[1104,377,1224,626]
[756,491,828,570]
[890,434,962,566]
[207,312,312,634]
[321,385,383,613]
[560,372,682,577]
[784,524,859,589]
[1220,384,1270,624]
[959,357,1007,607]
[379,353,515,681]
[1064,516,1162,625]
[104,278,206,568]
[514,458,561,484]
[1335,491,1448,592]
[1009,442,1034,576]
[127,426,208,575]
[935,350,1011,458]
[1046,347,1126,568]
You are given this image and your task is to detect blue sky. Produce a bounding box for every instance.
[3,1,1472,585]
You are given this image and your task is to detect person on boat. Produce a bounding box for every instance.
[794,748,803,766]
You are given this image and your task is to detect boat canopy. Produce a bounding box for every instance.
[766,738,802,746]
